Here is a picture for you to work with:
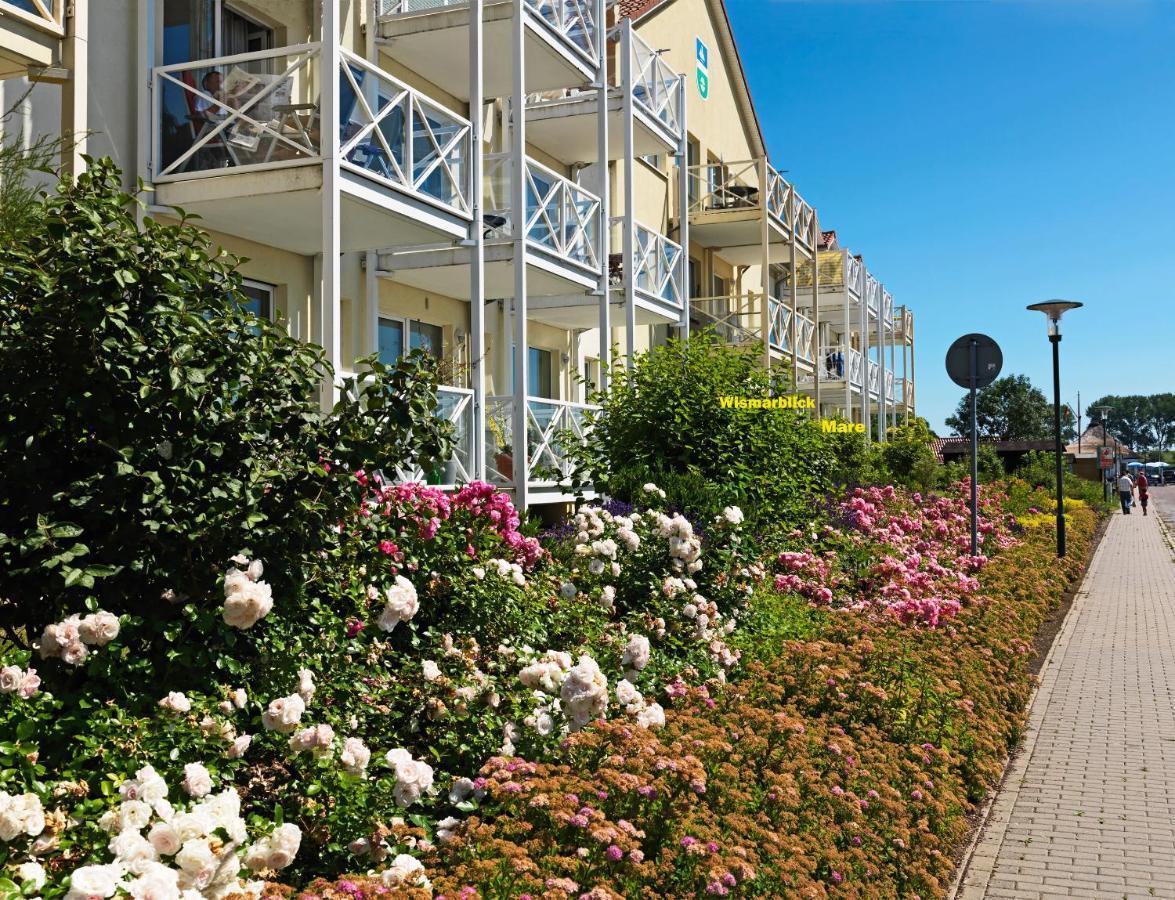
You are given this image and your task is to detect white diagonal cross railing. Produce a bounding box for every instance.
[394,386,475,488]
[885,370,895,403]
[864,273,881,317]
[339,48,472,216]
[153,44,322,179]
[768,297,791,355]
[628,219,683,307]
[867,359,881,395]
[486,396,599,488]
[0,0,63,34]
[626,26,682,138]
[795,311,815,362]
[845,253,865,296]
[484,154,601,272]
[817,345,864,387]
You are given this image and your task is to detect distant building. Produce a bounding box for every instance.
[1066,425,1133,481]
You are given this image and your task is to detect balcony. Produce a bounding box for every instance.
[487,395,598,501]
[379,154,601,309]
[377,0,599,102]
[885,370,895,404]
[150,45,473,253]
[687,159,818,266]
[900,377,915,408]
[595,217,684,326]
[867,359,881,398]
[864,272,881,320]
[526,22,683,164]
[391,386,476,488]
[691,292,813,363]
[801,345,865,390]
[0,0,63,78]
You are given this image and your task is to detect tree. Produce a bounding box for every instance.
[945,374,1065,441]
[0,158,454,641]
[1088,394,1156,453]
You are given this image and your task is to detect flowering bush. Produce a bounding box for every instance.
[766,484,1018,627]
[427,504,1098,898]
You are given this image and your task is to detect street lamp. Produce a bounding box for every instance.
[1027,300,1083,557]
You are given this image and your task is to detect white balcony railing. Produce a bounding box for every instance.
[794,311,815,362]
[379,0,598,66]
[845,253,864,296]
[610,217,683,308]
[885,370,895,403]
[484,154,601,273]
[394,386,475,488]
[626,26,682,138]
[868,360,881,395]
[1,0,63,34]
[864,273,881,318]
[881,289,894,327]
[152,44,472,217]
[768,298,791,355]
[690,159,812,246]
[816,345,864,387]
[487,396,598,489]
[901,377,915,407]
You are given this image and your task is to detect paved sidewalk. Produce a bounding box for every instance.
[958,510,1175,900]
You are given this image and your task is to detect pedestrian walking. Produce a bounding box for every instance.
[1117,471,1135,515]
[1137,471,1149,516]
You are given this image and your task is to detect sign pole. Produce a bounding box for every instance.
[969,337,979,556]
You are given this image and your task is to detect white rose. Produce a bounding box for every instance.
[296,668,315,703]
[377,576,419,632]
[231,688,247,709]
[421,660,441,681]
[261,694,305,733]
[78,611,120,646]
[126,862,180,900]
[385,749,434,807]
[226,734,252,759]
[615,678,642,708]
[66,863,124,900]
[340,737,371,775]
[159,692,191,713]
[147,821,182,856]
[560,654,608,730]
[721,505,745,525]
[117,799,153,832]
[381,853,428,888]
[636,701,666,729]
[174,839,214,875]
[181,763,213,799]
[621,634,651,672]
[0,665,21,693]
[109,829,158,874]
[17,862,46,889]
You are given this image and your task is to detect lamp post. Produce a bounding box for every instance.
[1027,300,1083,557]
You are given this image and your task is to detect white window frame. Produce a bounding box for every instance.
[239,277,274,321]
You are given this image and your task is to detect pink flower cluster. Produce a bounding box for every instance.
[360,477,542,569]
[772,484,1017,628]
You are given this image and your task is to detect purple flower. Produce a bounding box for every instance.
[680,836,698,848]
[606,844,623,861]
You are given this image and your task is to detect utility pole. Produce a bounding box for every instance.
[1077,390,1082,453]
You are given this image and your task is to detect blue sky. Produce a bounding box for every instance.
[726,0,1175,434]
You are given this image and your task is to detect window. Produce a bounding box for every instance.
[711,274,729,299]
[238,279,273,321]
[688,257,702,299]
[511,346,555,398]
[639,153,662,170]
[529,347,553,399]
[583,357,600,393]
[379,317,444,366]
[378,317,405,366]
[410,321,444,359]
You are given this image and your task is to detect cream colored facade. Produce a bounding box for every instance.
[0,0,915,509]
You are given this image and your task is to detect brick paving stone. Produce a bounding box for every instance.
[956,510,1175,899]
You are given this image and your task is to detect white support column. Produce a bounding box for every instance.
[510,0,529,509]
[469,0,486,480]
[843,261,852,425]
[621,20,636,367]
[135,0,152,224]
[320,0,343,412]
[757,157,771,373]
[595,0,611,389]
[61,0,87,175]
[676,74,689,339]
[812,228,820,417]
[365,252,379,358]
[860,276,870,441]
[788,207,798,390]
[878,291,886,441]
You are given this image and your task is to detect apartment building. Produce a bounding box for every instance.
[0,0,915,511]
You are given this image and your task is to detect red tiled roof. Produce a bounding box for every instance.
[616,0,668,19]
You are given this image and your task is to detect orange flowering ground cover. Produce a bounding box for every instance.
[414,506,1096,899]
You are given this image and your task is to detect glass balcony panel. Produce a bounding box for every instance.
[628,28,682,137]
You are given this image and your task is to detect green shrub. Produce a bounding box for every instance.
[580,332,844,529]
[0,159,453,641]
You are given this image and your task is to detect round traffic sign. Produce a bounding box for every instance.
[945,333,1002,389]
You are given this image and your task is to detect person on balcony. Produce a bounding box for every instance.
[189,70,231,170]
